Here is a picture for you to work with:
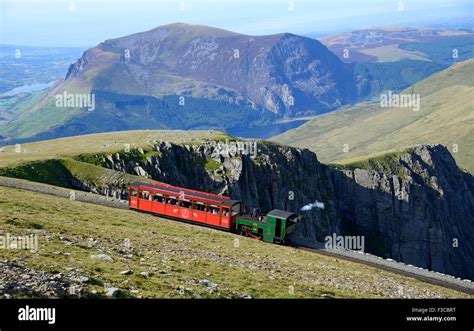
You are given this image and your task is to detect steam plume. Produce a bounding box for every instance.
[300,200,325,211]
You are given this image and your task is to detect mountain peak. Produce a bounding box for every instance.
[134,23,303,40]
[149,22,242,37]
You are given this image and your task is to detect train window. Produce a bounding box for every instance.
[193,202,206,211]
[130,189,138,197]
[222,208,230,216]
[275,218,282,238]
[180,200,192,208]
[153,195,165,203]
[231,203,241,216]
[167,198,178,205]
[208,206,220,215]
[140,191,150,200]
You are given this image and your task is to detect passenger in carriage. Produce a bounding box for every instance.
[154,196,165,203]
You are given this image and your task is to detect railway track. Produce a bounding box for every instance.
[1,176,473,295]
[290,244,474,295]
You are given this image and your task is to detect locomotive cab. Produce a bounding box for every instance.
[235,209,298,244]
[266,210,298,244]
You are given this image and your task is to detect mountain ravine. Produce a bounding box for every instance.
[34,140,470,280]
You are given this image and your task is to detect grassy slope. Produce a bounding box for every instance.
[272,59,474,172]
[0,91,48,121]
[0,158,142,190]
[0,186,469,298]
[359,44,429,62]
[0,129,230,168]
[0,130,231,192]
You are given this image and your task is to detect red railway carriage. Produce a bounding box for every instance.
[128,181,241,230]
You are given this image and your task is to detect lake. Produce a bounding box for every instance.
[3,81,55,95]
[226,120,308,139]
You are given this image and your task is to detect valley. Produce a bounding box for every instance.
[273,59,474,173]
[0,44,85,93]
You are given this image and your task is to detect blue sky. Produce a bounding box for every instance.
[0,0,472,47]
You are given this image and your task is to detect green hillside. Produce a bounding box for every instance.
[0,185,469,298]
[0,129,230,168]
[273,59,474,173]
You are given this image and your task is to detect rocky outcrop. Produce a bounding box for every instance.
[330,145,474,280]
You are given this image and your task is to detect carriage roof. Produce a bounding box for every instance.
[130,181,240,207]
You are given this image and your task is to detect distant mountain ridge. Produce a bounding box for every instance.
[64,23,357,116]
[320,26,474,63]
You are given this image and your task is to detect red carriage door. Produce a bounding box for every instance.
[164,196,179,218]
[138,190,153,212]
[179,199,193,221]
[220,207,231,228]
[151,193,166,215]
[191,202,207,224]
[129,187,139,209]
[206,204,221,227]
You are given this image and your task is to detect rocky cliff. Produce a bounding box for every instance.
[68,141,473,280]
[331,145,474,280]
